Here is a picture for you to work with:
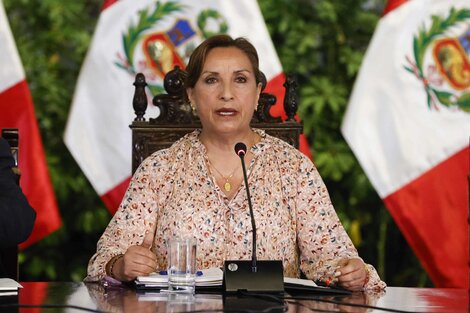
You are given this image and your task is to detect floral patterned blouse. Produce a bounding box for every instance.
[85,129,386,290]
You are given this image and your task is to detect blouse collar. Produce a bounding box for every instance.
[187,128,269,157]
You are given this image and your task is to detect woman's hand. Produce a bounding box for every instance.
[335,258,367,291]
[110,231,158,282]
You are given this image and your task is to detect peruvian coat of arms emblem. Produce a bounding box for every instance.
[114,1,228,96]
[404,7,470,112]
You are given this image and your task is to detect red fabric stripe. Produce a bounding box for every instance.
[100,176,131,215]
[0,81,61,248]
[19,282,48,313]
[265,73,312,160]
[384,147,469,288]
[426,289,470,313]
[101,0,118,11]
[383,0,408,16]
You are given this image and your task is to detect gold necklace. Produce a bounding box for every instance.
[208,160,240,192]
[205,132,257,192]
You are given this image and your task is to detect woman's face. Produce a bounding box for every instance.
[187,47,261,137]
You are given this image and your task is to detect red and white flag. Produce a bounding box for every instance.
[342,0,469,288]
[0,2,61,247]
[65,0,310,214]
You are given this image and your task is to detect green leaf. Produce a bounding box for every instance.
[456,92,470,112]
[339,47,364,77]
[433,89,454,106]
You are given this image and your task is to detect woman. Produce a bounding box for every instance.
[86,35,386,291]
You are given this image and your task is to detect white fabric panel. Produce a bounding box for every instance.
[0,1,25,92]
[342,0,470,198]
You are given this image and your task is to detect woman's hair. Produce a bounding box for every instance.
[185,34,262,89]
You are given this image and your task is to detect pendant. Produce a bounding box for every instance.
[224,182,232,192]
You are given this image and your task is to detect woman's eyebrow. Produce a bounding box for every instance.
[233,69,251,74]
[201,69,251,75]
[201,70,218,76]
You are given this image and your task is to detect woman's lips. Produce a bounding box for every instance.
[216,109,237,116]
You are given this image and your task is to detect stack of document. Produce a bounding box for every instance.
[135,267,224,289]
[135,268,351,295]
[0,278,22,296]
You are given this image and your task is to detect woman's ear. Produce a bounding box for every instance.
[187,88,194,105]
[187,88,198,114]
[255,83,262,107]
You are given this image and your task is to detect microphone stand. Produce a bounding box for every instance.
[238,151,257,273]
[222,143,284,294]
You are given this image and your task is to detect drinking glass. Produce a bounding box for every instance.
[167,237,197,293]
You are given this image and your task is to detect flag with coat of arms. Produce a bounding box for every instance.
[64,0,310,214]
[342,0,469,288]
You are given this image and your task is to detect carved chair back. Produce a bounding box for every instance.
[130,67,303,174]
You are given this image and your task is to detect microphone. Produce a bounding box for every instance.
[234,142,247,157]
[222,142,284,294]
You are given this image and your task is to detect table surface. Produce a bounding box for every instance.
[0,282,468,313]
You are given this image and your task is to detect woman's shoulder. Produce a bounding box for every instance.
[137,130,199,170]
[254,130,316,179]
[258,130,310,163]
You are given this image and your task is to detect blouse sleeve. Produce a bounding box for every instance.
[85,155,160,282]
[295,156,386,291]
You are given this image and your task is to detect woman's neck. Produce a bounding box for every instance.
[199,129,258,156]
[199,129,260,199]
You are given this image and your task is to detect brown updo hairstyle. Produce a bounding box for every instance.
[185,34,263,89]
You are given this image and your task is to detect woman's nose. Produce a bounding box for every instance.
[219,81,234,101]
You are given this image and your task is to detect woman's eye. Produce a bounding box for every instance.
[205,77,217,84]
[235,76,247,83]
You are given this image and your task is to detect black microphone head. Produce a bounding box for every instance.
[234,142,247,157]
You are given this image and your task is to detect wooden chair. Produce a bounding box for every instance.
[1,128,19,280]
[130,67,303,173]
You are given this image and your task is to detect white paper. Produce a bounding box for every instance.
[136,267,223,287]
[0,278,22,296]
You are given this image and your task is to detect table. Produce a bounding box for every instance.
[0,282,468,312]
